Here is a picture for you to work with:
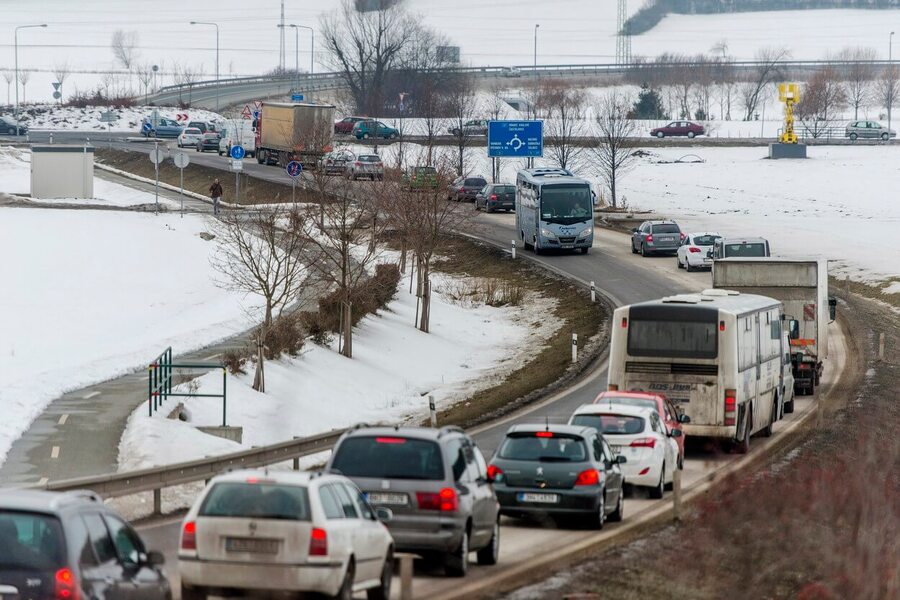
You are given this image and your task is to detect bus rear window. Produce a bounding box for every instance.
[628,319,717,359]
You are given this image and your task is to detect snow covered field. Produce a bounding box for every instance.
[0,207,257,467]
[15,105,224,133]
[119,274,557,470]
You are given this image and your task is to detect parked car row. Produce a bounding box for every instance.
[142,118,217,140]
[630,220,771,270]
[318,150,385,180]
[647,118,898,140]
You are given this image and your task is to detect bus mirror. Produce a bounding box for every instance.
[828,297,837,320]
[591,190,598,206]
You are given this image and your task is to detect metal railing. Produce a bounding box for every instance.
[147,346,228,425]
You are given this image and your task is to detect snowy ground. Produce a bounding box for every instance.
[0,146,178,207]
[13,105,225,133]
[118,274,559,470]
[0,207,257,467]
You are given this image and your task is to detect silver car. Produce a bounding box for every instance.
[631,220,684,257]
[346,154,384,181]
[845,120,896,141]
[327,425,500,577]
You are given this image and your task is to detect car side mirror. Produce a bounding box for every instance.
[615,454,627,464]
[669,428,683,438]
[374,507,393,523]
[678,414,691,424]
[706,249,714,258]
[144,550,165,567]
[631,228,639,233]
[828,297,837,321]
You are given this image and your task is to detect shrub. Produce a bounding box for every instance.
[300,312,335,346]
[261,313,306,360]
[222,349,248,375]
[316,263,401,331]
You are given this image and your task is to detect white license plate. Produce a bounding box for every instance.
[226,537,279,554]
[366,492,409,506]
[561,244,574,249]
[517,492,559,504]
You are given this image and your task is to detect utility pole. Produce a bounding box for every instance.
[890,31,895,139]
[14,24,47,136]
[533,24,540,72]
[616,0,632,65]
[190,21,219,112]
[279,0,286,72]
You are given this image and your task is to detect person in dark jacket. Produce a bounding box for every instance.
[209,179,223,215]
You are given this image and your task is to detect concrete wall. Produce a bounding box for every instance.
[31,145,94,199]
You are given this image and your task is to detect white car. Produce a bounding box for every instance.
[178,469,394,600]
[676,231,721,272]
[568,404,679,499]
[177,127,203,148]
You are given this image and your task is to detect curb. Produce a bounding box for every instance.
[94,162,242,209]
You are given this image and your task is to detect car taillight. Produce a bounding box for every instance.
[55,568,79,600]
[416,488,458,511]
[309,527,328,556]
[490,194,497,200]
[630,438,657,449]
[646,234,653,242]
[355,161,362,166]
[535,431,553,438]
[574,468,600,486]
[638,467,650,476]
[487,464,504,481]
[724,389,737,426]
[181,521,196,551]
[689,246,701,253]
[608,384,619,391]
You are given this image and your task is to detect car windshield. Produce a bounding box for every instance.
[497,434,587,462]
[598,397,657,411]
[693,234,720,246]
[724,243,767,257]
[540,184,592,224]
[359,155,381,162]
[652,224,681,234]
[494,185,515,193]
[331,436,445,480]
[199,482,311,521]
[0,511,65,571]
[571,414,645,435]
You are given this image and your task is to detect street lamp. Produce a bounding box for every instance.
[279,24,314,95]
[294,25,314,75]
[533,24,540,71]
[190,21,219,112]
[15,23,47,136]
[890,31,896,138]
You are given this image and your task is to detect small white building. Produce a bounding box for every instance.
[30,145,94,199]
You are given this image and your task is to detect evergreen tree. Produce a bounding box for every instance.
[632,85,667,120]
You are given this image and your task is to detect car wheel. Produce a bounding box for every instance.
[883,132,890,141]
[686,261,695,273]
[476,520,499,566]
[7,127,15,135]
[688,131,696,138]
[593,492,606,529]
[608,489,624,522]
[444,528,469,577]
[849,132,858,141]
[389,132,398,139]
[677,256,684,269]
[641,243,650,257]
[366,551,393,600]
[733,410,752,455]
[180,584,208,600]
[649,463,665,499]
[656,131,664,139]
[363,133,371,140]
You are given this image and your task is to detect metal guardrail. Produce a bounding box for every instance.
[43,429,346,513]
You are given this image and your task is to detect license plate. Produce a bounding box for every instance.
[561,245,574,249]
[366,492,409,506]
[226,537,279,554]
[517,492,559,504]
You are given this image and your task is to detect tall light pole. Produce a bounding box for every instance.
[294,25,314,75]
[278,24,299,91]
[191,21,219,112]
[890,31,896,138]
[15,23,47,136]
[533,24,540,71]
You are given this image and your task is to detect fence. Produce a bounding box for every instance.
[148,346,228,425]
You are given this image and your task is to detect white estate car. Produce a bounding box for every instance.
[676,231,721,272]
[178,469,394,600]
[177,127,203,148]
[569,404,679,499]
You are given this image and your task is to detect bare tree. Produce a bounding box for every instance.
[741,46,790,121]
[796,67,848,138]
[135,63,154,103]
[179,64,201,105]
[711,42,737,120]
[52,62,70,103]
[838,47,877,120]
[2,71,13,106]
[210,206,311,391]
[445,74,478,177]
[593,92,637,208]
[17,70,31,103]
[111,30,140,71]
[545,83,588,173]
[875,65,899,129]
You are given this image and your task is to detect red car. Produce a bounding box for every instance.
[650,121,705,139]
[334,116,367,134]
[593,391,689,468]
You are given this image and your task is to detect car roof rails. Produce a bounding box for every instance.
[437,425,465,438]
[349,422,373,431]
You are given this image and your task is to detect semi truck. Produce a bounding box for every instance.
[712,258,836,403]
[255,102,335,168]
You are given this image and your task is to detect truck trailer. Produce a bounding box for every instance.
[712,258,836,402]
[255,102,335,168]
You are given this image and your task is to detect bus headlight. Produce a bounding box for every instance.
[540,228,558,240]
[577,228,592,238]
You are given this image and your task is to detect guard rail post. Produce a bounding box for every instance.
[153,488,162,515]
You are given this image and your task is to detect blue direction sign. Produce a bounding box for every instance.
[285,161,303,178]
[487,120,543,158]
[291,94,304,102]
[229,144,246,160]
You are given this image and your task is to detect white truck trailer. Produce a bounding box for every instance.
[712,258,836,400]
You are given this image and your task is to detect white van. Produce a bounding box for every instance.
[217,119,257,158]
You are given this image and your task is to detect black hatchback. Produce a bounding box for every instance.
[488,424,626,529]
[475,184,516,213]
[0,489,170,600]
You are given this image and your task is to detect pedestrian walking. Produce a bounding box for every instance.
[209,178,223,215]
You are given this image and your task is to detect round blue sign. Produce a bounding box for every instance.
[229,145,246,160]
[286,161,303,178]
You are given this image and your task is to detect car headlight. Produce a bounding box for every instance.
[577,228,592,238]
[540,228,558,240]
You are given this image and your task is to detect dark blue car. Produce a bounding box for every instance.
[141,117,184,138]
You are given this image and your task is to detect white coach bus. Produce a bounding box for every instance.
[607,289,786,453]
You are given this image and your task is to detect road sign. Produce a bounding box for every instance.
[231,159,243,172]
[230,145,246,160]
[149,147,166,165]
[99,111,119,123]
[175,113,189,122]
[52,91,62,100]
[253,100,262,110]
[52,82,61,90]
[252,110,260,120]
[285,161,303,178]
[291,94,304,102]
[173,152,190,169]
[487,120,543,158]
[241,105,252,119]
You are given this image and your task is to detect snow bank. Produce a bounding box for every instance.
[0,208,257,467]
[119,274,558,470]
[17,105,224,133]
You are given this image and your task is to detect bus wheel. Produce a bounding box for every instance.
[522,232,533,251]
[733,410,751,454]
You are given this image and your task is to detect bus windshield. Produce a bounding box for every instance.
[628,318,718,359]
[540,184,592,224]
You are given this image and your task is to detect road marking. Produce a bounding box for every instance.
[51,446,60,459]
[38,477,48,486]
[58,414,69,426]
[205,354,220,360]
[82,391,100,399]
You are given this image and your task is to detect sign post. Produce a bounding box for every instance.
[173,152,190,217]
[487,120,544,160]
[230,145,246,205]
[99,110,119,149]
[285,160,303,204]
[149,143,166,214]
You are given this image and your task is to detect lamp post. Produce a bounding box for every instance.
[278,24,299,91]
[190,21,219,112]
[15,23,47,136]
[294,25,314,75]
[533,24,540,71]
[890,31,896,139]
